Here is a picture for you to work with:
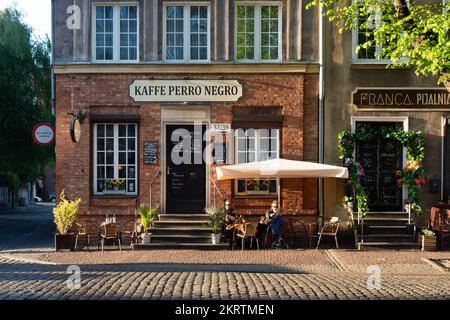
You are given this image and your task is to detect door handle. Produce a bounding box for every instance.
[167,165,171,175]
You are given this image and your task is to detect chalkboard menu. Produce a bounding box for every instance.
[144,141,158,164]
[356,133,403,211]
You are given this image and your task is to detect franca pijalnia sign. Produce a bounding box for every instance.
[352,88,450,109]
[129,80,243,102]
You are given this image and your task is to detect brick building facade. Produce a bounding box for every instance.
[52,1,320,227]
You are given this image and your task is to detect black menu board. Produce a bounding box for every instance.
[144,141,158,164]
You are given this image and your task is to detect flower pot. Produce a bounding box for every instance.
[419,235,436,251]
[55,233,75,251]
[141,233,151,244]
[211,233,221,245]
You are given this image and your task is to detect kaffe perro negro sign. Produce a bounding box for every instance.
[352,88,450,109]
[129,79,243,102]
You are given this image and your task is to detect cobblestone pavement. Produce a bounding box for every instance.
[1,250,450,300]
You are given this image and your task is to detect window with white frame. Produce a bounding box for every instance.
[164,4,210,61]
[235,3,281,62]
[235,129,279,195]
[352,5,383,61]
[94,124,138,195]
[352,1,411,62]
[93,4,139,62]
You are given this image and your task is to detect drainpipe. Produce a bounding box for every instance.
[318,3,325,225]
[51,0,56,117]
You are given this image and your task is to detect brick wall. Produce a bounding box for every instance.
[55,72,319,221]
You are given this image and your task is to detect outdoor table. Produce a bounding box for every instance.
[429,204,450,250]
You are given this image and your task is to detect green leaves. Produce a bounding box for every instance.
[307,0,450,85]
[140,205,158,232]
[205,206,226,234]
[0,8,53,192]
[338,126,426,217]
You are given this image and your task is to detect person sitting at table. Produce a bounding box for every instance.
[256,200,279,241]
[222,199,237,247]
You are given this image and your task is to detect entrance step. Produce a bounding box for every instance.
[154,220,209,229]
[150,227,212,235]
[358,217,411,226]
[132,242,229,250]
[158,214,209,221]
[358,241,420,250]
[151,234,212,243]
[360,234,416,243]
[365,211,410,218]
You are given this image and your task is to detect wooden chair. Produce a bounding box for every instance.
[120,218,141,248]
[262,223,272,249]
[74,221,98,250]
[429,208,450,250]
[99,222,122,252]
[316,217,341,249]
[236,222,259,251]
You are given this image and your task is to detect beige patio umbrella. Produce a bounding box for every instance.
[215,158,348,205]
[216,158,348,180]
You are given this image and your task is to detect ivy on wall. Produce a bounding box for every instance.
[338,124,425,218]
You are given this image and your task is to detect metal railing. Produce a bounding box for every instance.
[212,179,224,207]
[134,170,161,217]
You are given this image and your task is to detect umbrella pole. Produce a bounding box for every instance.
[277,178,281,209]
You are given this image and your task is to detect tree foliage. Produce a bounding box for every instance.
[307,0,450,85]
[0,8,54,194]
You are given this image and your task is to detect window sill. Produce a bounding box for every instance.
[234,194,278,199]
[350,62,411,70]
[91,195,137,199]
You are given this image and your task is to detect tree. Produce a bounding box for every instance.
[0,8,54,206]
[307,0,450,86]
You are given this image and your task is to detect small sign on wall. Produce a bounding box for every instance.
[211,123,231,133]
[144,141,158,164]
[33,123,55,146]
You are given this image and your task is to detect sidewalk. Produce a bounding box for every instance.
[34,248,450,275]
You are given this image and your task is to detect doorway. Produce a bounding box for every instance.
[165,124,206,213]
[355,121,404,212]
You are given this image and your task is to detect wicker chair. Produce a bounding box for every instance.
[236,222,259,251]
[99,222,122,252]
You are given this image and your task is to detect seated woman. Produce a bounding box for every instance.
[222,199,237,247]
[256,200,279,241]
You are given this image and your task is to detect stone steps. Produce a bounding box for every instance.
[134,212,217,249]
[354,211,418,250]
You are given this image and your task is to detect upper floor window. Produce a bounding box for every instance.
[164,4,210,62]
[235,4,281,62]
[352,6,384,62]
[93,4,139,62]
[352,1,410,63]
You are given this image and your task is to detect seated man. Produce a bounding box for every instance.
[222,199,237,247]
[256,200,279,241]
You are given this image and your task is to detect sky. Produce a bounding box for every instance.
[0,0,51,39]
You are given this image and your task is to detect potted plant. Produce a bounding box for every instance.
[419,228,436,251]
[205,206,226,244]
[52,191,81,251]
[140,205,157,244]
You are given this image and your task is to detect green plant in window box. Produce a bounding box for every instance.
[245,179,258,191]
[105,179,126,192]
